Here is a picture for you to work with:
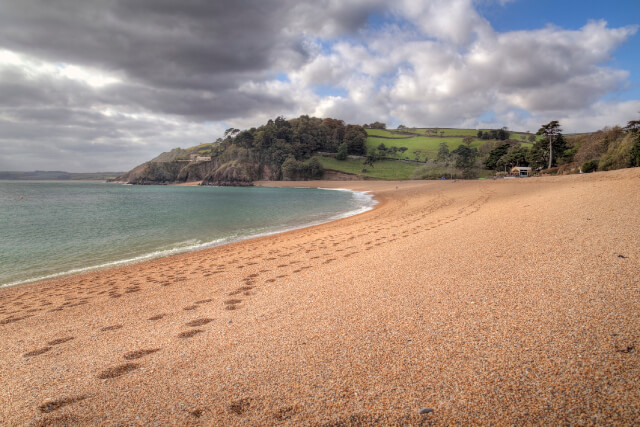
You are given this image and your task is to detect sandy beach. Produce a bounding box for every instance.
[1,168,639,425]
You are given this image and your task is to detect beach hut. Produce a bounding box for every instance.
[510,166,532,177]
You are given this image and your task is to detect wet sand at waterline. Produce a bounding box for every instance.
[1,168,639,425]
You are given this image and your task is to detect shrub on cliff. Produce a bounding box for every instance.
[581,160,598,173]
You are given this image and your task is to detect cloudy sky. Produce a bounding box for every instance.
[1,0,639,172]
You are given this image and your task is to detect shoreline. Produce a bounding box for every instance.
[1,184,378,290]
[1,170,639,424]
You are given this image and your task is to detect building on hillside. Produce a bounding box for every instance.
[189,154,211,162]
[510,166,532,177]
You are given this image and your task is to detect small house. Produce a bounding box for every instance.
[510,166,532,177]
[189,154,211,162]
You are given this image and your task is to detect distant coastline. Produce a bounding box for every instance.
[0,171,123,181]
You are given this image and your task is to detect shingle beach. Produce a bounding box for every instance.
[1,168,639,425]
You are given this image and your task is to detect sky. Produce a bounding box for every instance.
[0,0,639,172]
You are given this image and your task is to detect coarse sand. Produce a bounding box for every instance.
[1,168,639,425]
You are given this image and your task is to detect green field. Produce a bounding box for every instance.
[365,129,414,138]
[403,128,480,137]
[366,128,536,162]
[315,127,541,179]
[316,156,418,180]
[367,135,483,162]
[375,127,536,139]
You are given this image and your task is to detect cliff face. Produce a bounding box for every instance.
[113,159,271,186]
[201,161,258,186]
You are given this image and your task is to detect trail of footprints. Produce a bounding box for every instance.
[5,190,495,417]
[3,191,492,330]
[2,191,493,327]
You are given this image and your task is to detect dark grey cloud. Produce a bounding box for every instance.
[0,0,386,171]
[0,0,380,92]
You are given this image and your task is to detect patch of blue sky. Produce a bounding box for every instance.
[275,72,290,83]
[509,108,533,120]
[478,110,497,123]
[365,10,415,32]
[478,0,639,32]
[477,0,640,98]
[312,84,348,98]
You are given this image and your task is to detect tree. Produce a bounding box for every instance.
[497,127,510,140]
[500,146,529,169]
[484,143,510,170]
[336,142,348,160]
[397,124,407,130]
[527,133,567,170]
[632,134,640,167]
[463,136,474,146]
[477,130,483,139]
[537,121,562,169]
[377,142,387,152]
[363,152,377,168]
[437,142,450,163]
[281,156,301,180]
[398,147,408,157]
[344,125,367,155]
[367,121,386,129]
[224,128,240,138]
[452,145,478,178]
[528,134,536,143]
[623,120,640,134]
[307,157,323,178]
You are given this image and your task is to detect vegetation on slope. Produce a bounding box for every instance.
[118,115,640,185]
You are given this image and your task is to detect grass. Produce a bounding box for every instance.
[367,136,483,162]
[403,128,480,137]
[365,129,414,138]
[366,128,538,162]
[318,155,496,181]
[316,156,419,180]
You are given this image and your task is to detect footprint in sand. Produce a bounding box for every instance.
[38,395,89,413]
[123,348,160,360]
[24,347,52,357]
[185,318,213,327]
[101,324,123,331]
[97,363,140,379]
[177,329,204,338]
[47,337,74,346]
[190,408,204,418]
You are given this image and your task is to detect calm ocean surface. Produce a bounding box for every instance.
[0,181,375,288]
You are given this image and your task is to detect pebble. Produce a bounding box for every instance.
[419,407,434,414]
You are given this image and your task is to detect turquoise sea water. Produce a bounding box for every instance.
[0,181,374,288]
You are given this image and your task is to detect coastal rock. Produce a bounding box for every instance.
[201,160,258,186]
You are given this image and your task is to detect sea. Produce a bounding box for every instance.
[0,181,375,288]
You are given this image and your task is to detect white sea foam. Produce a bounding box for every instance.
[1,188,377,289]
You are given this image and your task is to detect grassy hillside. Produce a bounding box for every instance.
[365,129,533,162]
[316,156,418,180]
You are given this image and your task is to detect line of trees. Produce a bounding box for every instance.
[213,116,639,181]
[207,115,370,180]
[482,121,568,172]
